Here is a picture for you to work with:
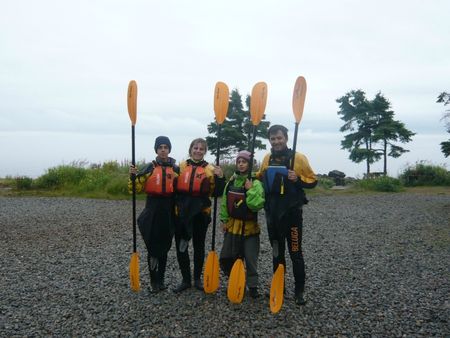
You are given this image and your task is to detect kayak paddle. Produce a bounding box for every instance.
[127,80,140,292]
[204,81,229,294]
[227,82,267,303]
[269,76,307,313]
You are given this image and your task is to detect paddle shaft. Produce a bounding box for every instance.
[247,126,258,179]
[131,125,137,253]
[211,124,222,251]
[290,122,299,170]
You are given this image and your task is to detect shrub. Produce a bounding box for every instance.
[15,176,33,190]
[318,176,334,189]
[356,176,403,192]
[400,162,450,186]
[220,161,236,180]
[35,165,87,189]
[102,161,120,172]
[106,175,129,195]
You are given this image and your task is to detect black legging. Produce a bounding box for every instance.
[148,253,167,285]
[175,213,209,282]
[270,207,305,293]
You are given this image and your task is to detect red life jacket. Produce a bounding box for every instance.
[144,162,176,196]
[226,185,256,221]
[176,163,210,196]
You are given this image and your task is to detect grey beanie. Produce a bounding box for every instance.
[154,136,172,153]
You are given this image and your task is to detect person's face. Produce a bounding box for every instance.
[190,142,206,161]
[156,144,170,161]
[236,158,249,174]
[269,130,288,152]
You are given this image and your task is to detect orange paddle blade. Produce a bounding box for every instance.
[227,258,246,303]
[250,82,268,126]
[214,81,229,124]
[127,80,138,126]
[204,251,220,293]
[292,76,307,123]
[129,252,140,292]
[270,264,285,313]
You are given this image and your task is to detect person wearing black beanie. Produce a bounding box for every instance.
[154,136,172,153]
[128,135,178,294]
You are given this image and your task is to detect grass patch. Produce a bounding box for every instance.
[399,161,450,186]
[1,160,449,199]
[354,176,404,192]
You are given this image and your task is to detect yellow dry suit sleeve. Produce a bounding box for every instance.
[293,152,317,187]
[127,163,153,194]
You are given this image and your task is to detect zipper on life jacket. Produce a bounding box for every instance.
[162,166,166,195]
[189,166,198,194]
[281,176,284,195]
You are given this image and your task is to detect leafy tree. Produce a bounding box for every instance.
[337,90,381,176]
[437,92,450,157]
[337,90,414,176]
[206,88,270,159]
[371,93,415,175]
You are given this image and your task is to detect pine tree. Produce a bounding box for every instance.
[337,90,380,176]
[371,93,415,175]
[206,88,270,159]
[337,90,414,176]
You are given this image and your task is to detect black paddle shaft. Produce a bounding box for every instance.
[290,122,299,170]
[211,125,222,251]
[131,125,137,253]
[247,126,257,179]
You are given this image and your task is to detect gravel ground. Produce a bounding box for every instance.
[0,192,449,337]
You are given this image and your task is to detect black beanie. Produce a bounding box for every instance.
[154,136,172,153]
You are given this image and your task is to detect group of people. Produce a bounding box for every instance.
[128,124,317,306]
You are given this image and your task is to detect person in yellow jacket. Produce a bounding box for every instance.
[257,125,317,305]
[173,138,225,293]
[219,150,265,298]
[128,136,179,293]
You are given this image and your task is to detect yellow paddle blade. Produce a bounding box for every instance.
[214,81,229,124]
[129,252,140,292]
[127,80,138,126]
[227,258,246,303]
[270,264,285,313]
[250,82,268,126]
[292,76,307,124]
[203,251,220,293]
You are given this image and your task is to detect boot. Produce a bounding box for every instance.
[149,270,160,294]
[194,279,203,291]
[295,290,306,305]
[173,280,191,293]
[158,255,168,291]
[248,287,259,299]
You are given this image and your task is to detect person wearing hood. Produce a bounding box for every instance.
[173,138,225,293]
[219,150,265,298]
[257,125,317,305]
[129,136,179,293]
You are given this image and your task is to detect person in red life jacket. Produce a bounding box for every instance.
[257,125,317,305]
[129,136,179,293]
[173,138,225,293]
[219,150,265,298]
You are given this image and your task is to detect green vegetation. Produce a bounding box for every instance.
[337,90,415,176]
[317,176,335,189]
[399,161,450,186]
[206,88,270,159]
[354,176,404,192]
[1,160,134,199]
[1,160,448,199]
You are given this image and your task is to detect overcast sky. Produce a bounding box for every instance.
[1,0,449,178]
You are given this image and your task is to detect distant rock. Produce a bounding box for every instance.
[328,170,346,185]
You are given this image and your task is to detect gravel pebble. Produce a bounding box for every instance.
[0,193,449,337]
